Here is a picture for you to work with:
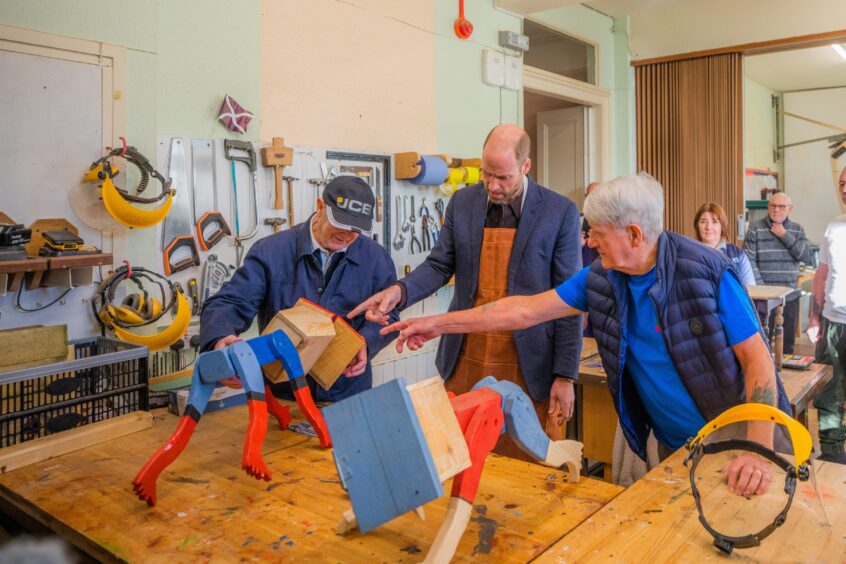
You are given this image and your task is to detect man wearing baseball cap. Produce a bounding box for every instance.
[200,175,399,402]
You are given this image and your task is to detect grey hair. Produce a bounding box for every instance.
[583,172,664,242]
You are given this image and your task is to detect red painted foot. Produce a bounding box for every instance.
[265,386,292,431]
[132,416,198,506]
[242,399,272,481]
[292,386,332,448]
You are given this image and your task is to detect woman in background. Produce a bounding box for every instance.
[694,202,757,286]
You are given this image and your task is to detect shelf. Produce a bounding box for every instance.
[0,253,112,294]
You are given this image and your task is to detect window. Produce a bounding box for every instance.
[523,19,596,84]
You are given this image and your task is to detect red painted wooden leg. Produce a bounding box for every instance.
[242,398,271,481]
[265,385,292,431]
[291,379,332,448]
[131,416,198,506]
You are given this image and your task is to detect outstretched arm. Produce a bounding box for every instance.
[381,290,583,352]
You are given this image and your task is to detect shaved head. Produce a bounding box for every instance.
[483,124,531,165]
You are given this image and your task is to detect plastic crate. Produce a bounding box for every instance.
[0,337,149,448]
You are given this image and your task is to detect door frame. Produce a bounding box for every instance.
[524,65,612,182]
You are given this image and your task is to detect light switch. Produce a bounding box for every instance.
[482,50,505,87]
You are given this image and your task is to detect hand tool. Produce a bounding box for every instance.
[224,140,260,267]
[421,215,431,251]
[282,176,298,226]
[162,138,200,275]
[191,139,231,251]
[392,196,406,250]
[435,198,445,226]
[410,195,417,224]
[187,278,199,315]
[200,253,231,305]
[264,217,286,233]
[410,224,422,254]
[401,196,410,232]
[259,137,293,215]
[404,265,411,276]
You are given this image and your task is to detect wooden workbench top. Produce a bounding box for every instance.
[0,405,622,563]
[536,448,846,562]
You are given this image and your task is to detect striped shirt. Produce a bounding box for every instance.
[744,217,812,288]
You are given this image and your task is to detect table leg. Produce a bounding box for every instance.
[774,304,784,370]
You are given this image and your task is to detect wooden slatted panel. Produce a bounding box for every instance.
[636,53,743,242]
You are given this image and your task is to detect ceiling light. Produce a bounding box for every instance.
[832,43,846,61]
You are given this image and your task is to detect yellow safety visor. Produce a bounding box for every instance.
[101,175,172,229]
[113,290,190,351]
[687,403,812,470]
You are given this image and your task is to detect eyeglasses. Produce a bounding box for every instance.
[768,204,789,210]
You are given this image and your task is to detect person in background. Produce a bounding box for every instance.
[744,191,812,354]
[199,176,399,403]
[694,202,756,286]
[807,166,846,464]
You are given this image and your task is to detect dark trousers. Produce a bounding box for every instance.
[765,296,799,355]
[814,317,846,455]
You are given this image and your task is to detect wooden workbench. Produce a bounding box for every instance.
[0,405,622,562]
[536,447,846,562]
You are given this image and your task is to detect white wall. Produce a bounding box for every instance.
[743,77,782,199]
[783,87,846,243]
[630,0,846,60]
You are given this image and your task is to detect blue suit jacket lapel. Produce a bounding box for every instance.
[508,179,541,289]
[469,185,487,299]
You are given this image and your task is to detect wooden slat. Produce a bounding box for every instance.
[407,377,472,482]
[0,325,67,373]
[0,411,152,473]
[636,53,742,241]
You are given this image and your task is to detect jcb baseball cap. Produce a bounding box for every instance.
[323,175,375,235]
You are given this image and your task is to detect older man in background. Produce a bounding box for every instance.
[744,191,813,354]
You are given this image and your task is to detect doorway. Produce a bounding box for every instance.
[524,91,591,207]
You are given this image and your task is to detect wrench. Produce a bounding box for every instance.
[393,196,406,250]
[401,195,411,233]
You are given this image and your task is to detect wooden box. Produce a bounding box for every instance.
[261,299,364,390]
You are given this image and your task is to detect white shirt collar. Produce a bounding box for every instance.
[309,216,347,272]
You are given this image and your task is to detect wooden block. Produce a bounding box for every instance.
[259,137,293,167]
[25,218,79,258]
[0,324,68,373]
[293,299,364,390]
[394,152,421,180]
[148,368,194,392]
[323,378,442,533]
[0,212,15,224]
[0,411,152,473]
[260,304,335,384]
[407,377,471,482]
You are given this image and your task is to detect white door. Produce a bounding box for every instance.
[536,106,590,208]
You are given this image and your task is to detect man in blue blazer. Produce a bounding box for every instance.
[350,125,583,447]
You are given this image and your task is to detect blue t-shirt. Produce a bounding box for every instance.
[556,266,761,448]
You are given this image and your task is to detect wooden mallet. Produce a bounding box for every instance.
[260,137,294,224]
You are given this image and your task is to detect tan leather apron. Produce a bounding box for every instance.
[448,228,562,461]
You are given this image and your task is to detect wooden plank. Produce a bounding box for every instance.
[148,367,194,392]
[581,384,616,465]
[0,411,152,473]
[324,379,442,533]
[46,252,113,270]
[0,404,621,562]
[407,376,472,482]
[0,324,67,372]
[536,448,845,562]
[780,363,833,420]
[294,298,364,390]
[0,257,48,275]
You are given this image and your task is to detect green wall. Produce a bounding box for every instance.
[432,1,634,176]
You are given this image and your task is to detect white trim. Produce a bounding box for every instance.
[524,65,612,182]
